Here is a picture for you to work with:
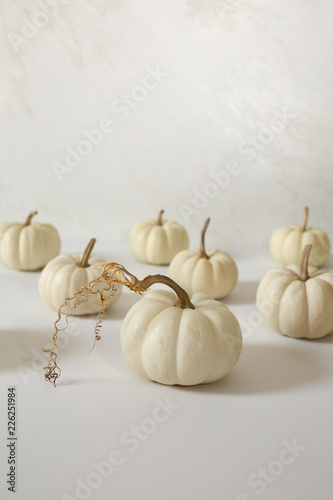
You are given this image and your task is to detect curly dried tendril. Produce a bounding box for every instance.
[43,262,194,386]
[42,279,114,385]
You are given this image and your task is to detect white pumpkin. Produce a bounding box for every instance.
[130,210,189,265]
[0,210,61,271]
[269,206,330,267]
[168,218,238,299]
[39,238,122,315]
[257,245,333,339]
[42,263,241,386]
[121,288,242,386]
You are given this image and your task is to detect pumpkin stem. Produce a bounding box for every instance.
[138,274,195,309]
[42,263,195,385]
[23,210,38,227]
[77,238,96,267]
[299,244,312,281]
[300,207,309,232]
[157,210,164,226]
[199,218,210,259]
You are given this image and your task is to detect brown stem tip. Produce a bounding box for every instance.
[199,218,210,259]
[299,244,312,281]
[300,206,309,232]
[24,211,38,227]
[77,238,96,267]
[157,210,164,226]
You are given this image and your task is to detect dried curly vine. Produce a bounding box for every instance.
[43,262,194,386]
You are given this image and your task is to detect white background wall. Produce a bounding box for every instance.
[1,0,332,247]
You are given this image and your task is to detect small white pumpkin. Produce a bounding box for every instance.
[130,210,189,265]
[0,210,61,271]
[120,276,242,386]
[269,206,330,267]
[257,245,333,339]
[43,263,241,386]
[168,218,238,299]
[39,238,122,315]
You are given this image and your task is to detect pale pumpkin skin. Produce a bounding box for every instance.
[169,249,238,299]
[256,263,333,339]
[168,218,238,299]
[39,249,122,315]
[0,211,60,271]
[269,207,330,267]
[121,289,242,385]
[130,210,189,265]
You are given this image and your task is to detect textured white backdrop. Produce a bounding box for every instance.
[0,0,332,247]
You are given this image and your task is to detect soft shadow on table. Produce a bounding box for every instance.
[174,343,328,396]
[222,281,259,306]
[0,329,46,371]
[103,291,140,320]
[0,327,90,372]
[310,334,333,344]
[59,376,126,386]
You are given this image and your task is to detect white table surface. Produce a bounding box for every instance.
[1,242,332,500]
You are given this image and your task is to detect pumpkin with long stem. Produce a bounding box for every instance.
[269,206,330,267]
[43,263,242,386]
[257,244,333,339]
[168,218,238,299]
